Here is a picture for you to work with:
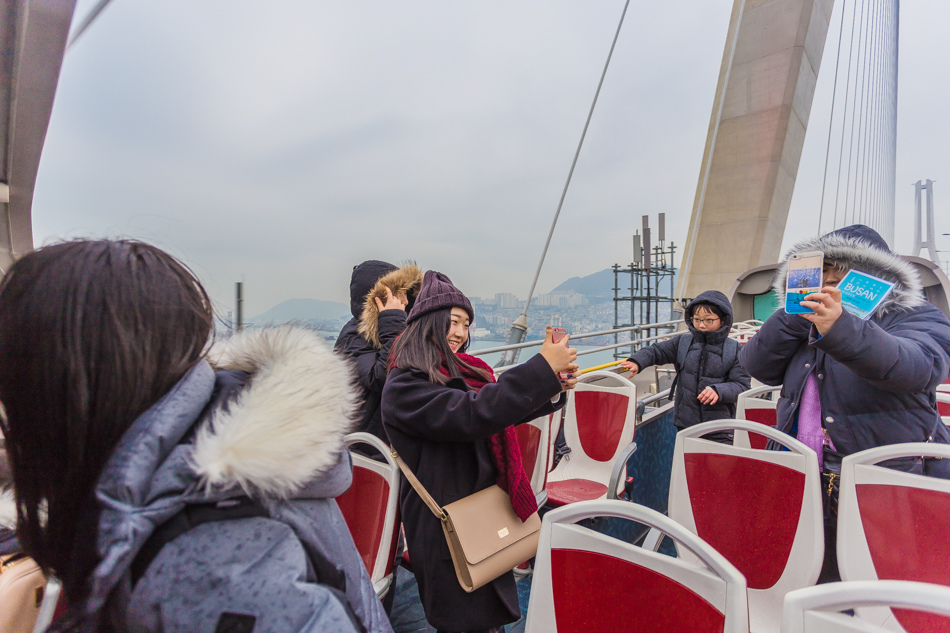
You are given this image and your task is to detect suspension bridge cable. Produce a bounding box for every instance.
[66,0,118,50]
[817,0,850,236]
[842,0,868,225]
[858,0,881,228]
[832,0,861,229]
[516,0,631,320]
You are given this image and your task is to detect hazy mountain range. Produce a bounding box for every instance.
[252,268,627,324]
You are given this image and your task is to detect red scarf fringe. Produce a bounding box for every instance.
[439,353,538,522]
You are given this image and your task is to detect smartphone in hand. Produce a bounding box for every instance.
[551,327,569,379]
[785,251,824,314]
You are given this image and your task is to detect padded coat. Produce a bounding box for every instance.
[381,354,565,632]
[627,290,750,429]
[72,328,392,633]
[740,225,950,464]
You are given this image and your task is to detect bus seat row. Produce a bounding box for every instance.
[521,498,950,633]
[523,422,950,633]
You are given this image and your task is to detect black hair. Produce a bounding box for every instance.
[0,240,213,603]
[390,307,491,385]
[690,301,726,320]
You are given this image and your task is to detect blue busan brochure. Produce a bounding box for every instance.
[838,270,895,320]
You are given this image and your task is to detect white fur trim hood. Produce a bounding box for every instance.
[774,231,925,315]
[192,327,359,499]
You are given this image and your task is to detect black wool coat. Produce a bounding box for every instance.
[381,354,565,631]
[627,290,751,429]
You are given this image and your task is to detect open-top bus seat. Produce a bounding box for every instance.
[781,580,950,633]
[546,371,637,506]
[514,413,555,507]
[670,420,823,633]
[336,432,401,599]
[735,385,782,449]
[525,500,749,633]
[837,443,950,632]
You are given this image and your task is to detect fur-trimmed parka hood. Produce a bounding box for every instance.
[774,224,924,316]
[85,326,359,617]
[197,326,359,496]
[359,263,423,348]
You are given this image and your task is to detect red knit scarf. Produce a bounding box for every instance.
[439,353,539,522]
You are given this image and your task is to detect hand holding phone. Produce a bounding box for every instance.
[785,251,824,315]
[550,327,571,379]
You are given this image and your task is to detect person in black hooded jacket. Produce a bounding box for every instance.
[334,260,423,441]
[620,290,751,434]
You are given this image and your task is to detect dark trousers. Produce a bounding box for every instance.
[818,470,842,584]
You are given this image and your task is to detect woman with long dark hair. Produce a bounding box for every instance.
[0,240,391,633]
[381,271,578,633]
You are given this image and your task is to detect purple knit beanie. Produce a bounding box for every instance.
[407,270,474,324]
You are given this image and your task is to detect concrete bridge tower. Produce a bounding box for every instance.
[677,0,835,301]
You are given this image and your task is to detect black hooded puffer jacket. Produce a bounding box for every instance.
[627,290,751,428]
[334,260,403,440]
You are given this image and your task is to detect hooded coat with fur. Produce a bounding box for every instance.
[335,261,423,441]
[740,225,950,464]
[626,290,750,428]
[74,327,392,633]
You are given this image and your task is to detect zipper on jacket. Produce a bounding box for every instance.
[698,346,708,422]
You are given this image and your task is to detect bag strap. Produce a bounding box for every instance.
[390,449,446,522]
[130,497,268,586]
[668,334,690,401]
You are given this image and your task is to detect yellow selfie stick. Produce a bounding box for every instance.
[579,360,626,375]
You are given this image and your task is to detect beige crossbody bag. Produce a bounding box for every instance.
[391,449,541,592]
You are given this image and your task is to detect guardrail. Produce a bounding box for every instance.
[471,320,682,370]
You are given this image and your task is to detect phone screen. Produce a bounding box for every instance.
[785,251,824,314]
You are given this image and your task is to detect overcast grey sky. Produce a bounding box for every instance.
[32,0,950,318]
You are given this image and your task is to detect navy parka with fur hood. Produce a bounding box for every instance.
[626,290,751,429]
[334,261,422,441]
[740,225,950,467]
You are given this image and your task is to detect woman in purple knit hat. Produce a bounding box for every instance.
[381,271,578,633]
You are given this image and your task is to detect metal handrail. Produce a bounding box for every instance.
[471,319,681,356]
[639,389,672,406]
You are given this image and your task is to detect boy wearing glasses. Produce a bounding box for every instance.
[620,290,750,436]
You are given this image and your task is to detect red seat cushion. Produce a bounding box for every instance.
[685,452,804,589]
[514,423,542,479]
[551,549,726,632]
[545,479,609,507]
[575,391,629,461]
[336,466,390,575]
[856,483,950,633]
[742,407,777,450]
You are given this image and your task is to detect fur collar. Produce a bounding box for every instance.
[358,263,423,348]
[0,487,15,530]
[193,326,359,498]
[774,232,925,315]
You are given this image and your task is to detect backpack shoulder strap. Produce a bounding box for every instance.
[131,497,268,586]
[675,332,690,372]
[668,333,692,401]
[724,336,740,369]
[129,497,363,632]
